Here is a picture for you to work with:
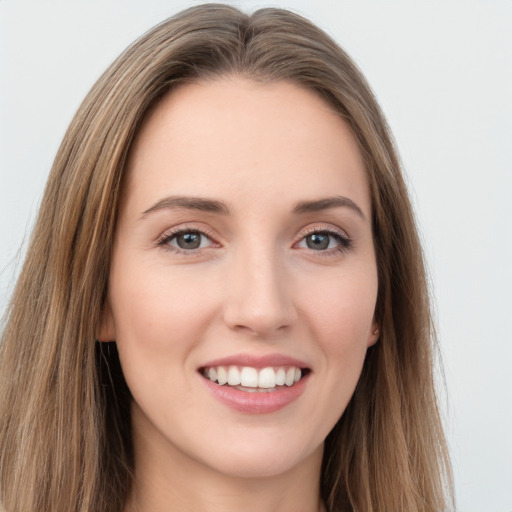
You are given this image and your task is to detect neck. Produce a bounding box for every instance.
[126,466,325,512]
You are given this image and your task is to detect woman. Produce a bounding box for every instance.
[0,4,453,511]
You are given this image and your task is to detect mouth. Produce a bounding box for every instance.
[198,354,311,413]
[199,365,311,392]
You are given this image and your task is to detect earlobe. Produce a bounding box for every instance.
[367,323,380,347]
[97,300,116,342]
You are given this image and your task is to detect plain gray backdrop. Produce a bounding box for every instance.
[1,1,511,511]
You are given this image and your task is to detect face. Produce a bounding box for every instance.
[100,77,379,482]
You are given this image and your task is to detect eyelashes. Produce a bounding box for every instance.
[161,230,213,251]
[157,225,353,257]
[157,225,218,255]
[296,227,353,254]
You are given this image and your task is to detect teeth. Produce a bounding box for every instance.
[208,367,217,382]
[204,365,305,389]
[275,368,286,386]
[227,366,241,386]
[285,368,295,386]
[258,367,276,388]
[217,366,228,385]
[240,367,258,387]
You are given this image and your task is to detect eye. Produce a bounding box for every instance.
[296,229,352,253]
[159,229,214,252]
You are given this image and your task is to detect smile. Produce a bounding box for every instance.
[198,355,311,413]
[201,365,305,391]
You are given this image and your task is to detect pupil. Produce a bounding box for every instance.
[177,232,201,249]
[307,233,329,250]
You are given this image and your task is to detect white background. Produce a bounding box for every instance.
[1,1,511,510]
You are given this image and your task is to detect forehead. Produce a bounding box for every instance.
[123,77,370,216]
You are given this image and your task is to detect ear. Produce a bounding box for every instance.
[97,300,116,342]
[367,320,380,348]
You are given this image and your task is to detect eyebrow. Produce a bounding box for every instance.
[141,196,230,218]
[292,196,366,220]
[140,194,365,220]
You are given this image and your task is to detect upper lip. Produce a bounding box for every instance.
[200,353,310,370]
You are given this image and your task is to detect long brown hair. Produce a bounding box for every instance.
[0,4,453,511]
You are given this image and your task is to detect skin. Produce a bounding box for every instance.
[100,77,379,512]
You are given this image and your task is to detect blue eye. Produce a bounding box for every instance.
[305,233,331,250]
[297,230,351,252]
[162,230,212,251]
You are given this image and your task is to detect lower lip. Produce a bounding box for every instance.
[200,373,309,414]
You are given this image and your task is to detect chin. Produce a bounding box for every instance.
[198,437,324,480]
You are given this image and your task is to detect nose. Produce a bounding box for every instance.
[222,244,297,337]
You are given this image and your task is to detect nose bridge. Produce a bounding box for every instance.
[223,234,295,336]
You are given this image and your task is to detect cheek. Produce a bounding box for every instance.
[108,268,218,413]
[107,265,223,407]
[110,265,218,348]
[292,286,376,452]
[303,266,378,344]
[299,266,377,408]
